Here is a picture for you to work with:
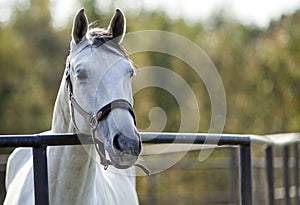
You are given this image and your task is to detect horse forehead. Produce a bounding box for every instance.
[74,46,126,67]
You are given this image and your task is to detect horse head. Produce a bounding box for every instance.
[67,8,141,169]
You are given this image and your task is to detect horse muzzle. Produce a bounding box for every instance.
[109,131,142,168]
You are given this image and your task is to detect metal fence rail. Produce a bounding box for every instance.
[0,133,253,205]
[1,132,300,205]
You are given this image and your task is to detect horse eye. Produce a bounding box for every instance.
[129,69,135,77]
[75,68,88,80]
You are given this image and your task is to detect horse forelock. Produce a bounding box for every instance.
[87,28,110,40]
[86,28,130,60]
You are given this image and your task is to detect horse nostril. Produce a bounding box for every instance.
[113,133,141,156]
[113,134,121,152]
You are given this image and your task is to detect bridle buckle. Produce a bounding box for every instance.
[89,115,99,130]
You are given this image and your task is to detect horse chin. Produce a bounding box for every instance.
[108,151,139,169]
[111,163,132,169]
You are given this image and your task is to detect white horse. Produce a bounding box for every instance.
[4,8,142,205]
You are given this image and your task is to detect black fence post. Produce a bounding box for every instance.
[230,147,238,204]
[265,146,275,205]
[295,143,299,204]
[32,146,49,205]
[239,144,253,205]
[283,145,290,205]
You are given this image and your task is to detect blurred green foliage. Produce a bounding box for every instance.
[0,0,69,133]
[1,1,300,135]
[1,0,300,204]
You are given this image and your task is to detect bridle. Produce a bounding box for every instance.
[65,39,150,175]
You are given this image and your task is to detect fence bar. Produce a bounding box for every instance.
[0,134,84,147]
[283,145,290,205]
[142,133,251,145]
[265,146,275,205]
[32,146,49,205]
[0,133,252,147]
[1,133,253,205]
[295,143,299,204]
[239,145,253,205]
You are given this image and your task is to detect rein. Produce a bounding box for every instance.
[65,53,150,175]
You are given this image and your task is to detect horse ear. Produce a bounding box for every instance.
[72,8,88,44]
[108,9,126,43]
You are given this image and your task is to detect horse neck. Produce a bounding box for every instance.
[51,77,73,133]
[48,75,138,205]
[49,77,95,200]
